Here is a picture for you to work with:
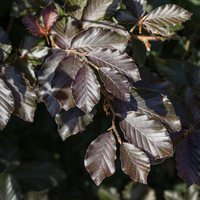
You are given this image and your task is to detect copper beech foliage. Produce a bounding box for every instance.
[0,0,197,188]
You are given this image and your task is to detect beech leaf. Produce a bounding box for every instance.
[122,0,147,20]
[176,134,200,188]
[71,27,128,53]
[99,67,130,101]
[82,0,119,27]
[88,48,140,82]
[55,107,96,140]
[84,132,117,185]
[52,54,83,111]
[115,9,138,24]
[23,15,46,37]
[120,111,173,159]
[72,65,100,114]
[120,142,150,184]
[42,2,58,32]
[0,78,14,130]
[143,4,193,28]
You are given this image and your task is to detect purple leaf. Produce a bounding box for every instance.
[120,111,173,159]
[72,65,100,114]
[120,142,150,184]
[99,67,130,101]
[88,48,140,82]
[84,132,117,185]
[115,9,138,24]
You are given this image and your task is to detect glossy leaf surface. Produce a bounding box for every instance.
[84,132,116,185]
[120,142,150,184]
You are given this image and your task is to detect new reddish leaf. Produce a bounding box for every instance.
[42,2,58,33]
[120,111,173,160]
[23,15,45,37]
[88,48,141,82]
[120,142,150,184]
[84,132,117,185]
[72,65,100,114]
[176,134,200,188]
[99,67,130,101]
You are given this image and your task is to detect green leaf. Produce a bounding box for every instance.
[34,0,51,8]
[0,27,12,62]
[12,162,66,192]
[84,132,117,185]
[10,0,39,18]
[0,173,21,200]
[72,65,100,114]
[63,0,87,20]
[164,190,184,200]
[55,107,96,140]
[120,142,150,184]
[23,190,49,200]
[71,27,128,53]
[82,0,119,27]
[97,186,120,200]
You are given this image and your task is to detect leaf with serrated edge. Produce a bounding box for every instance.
[84,132,116,185]
[99,67,130,101]
[88,48,140,82]
[176,134,200,188]
[71,27,128,53]
[82,0,119,27]
[38,48,68,116]
[120,111,173,159]
[122,0,147,19]
[2,66,36,122]
[23,15,45,37]
[120,142,150,184]
[55,107,95,140]
[115,9,138,24]
[42,2,58,32]
[72,65,100,114]
[0,173,21,200]
[143,4,192,28]
[0,78,14,130]
[52,54,83,111]
[64,0,87,20]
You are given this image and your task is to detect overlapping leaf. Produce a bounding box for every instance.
[0,78,14,130]
[0,28,12,62]
[88,48,140,82]
[12,162,66,192]
[115,9,138,24]
[120,111,173,160]
[84,132,116,185]
[51,54,83,111]
[122,0,147,19]
[176,134,200,188]
[64,0,87,20]
[38,48,68,116]
[120,142,150,184]
[99,67,130,101]
[82,0,119,27]
[72,65,100,114]
[0,173,21,200]
[71,27,128,53]
[143,4,192,28]
[55,107,96,140]
[1,66,36,122]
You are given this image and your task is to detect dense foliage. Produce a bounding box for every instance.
[0,0,200,199]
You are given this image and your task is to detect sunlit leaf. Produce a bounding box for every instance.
[42,2,58,32]
[55,107,96,140]
[120,111,173,159]
[99,67,130,101]
[12,162,66,192]
[71,27,128,53]
[82,0,119,27]
[72,65,100,114]
[97,186,120,200]
[0,173,21,200]
[164,190,184,200]
[122,0,147,19]
[176,134,200,188]
[120,142,150,184]
[88,48,140,82]
[84,132,116,185]
[24,190,49,200]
